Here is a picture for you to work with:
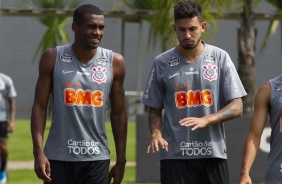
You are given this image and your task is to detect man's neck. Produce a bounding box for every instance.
[177,41,204,63]
[72,44,97,64]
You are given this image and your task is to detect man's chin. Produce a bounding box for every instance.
[181,45,194,50]
[87,45,99,50]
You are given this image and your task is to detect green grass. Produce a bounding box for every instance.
[9,119,136,161]
[7,118,138,183]
[9,119,34,161]
[8,167,137,184]
[8,169,40,184]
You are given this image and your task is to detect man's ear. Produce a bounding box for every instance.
[201,22,207,32]
[172,24,176,32]
[72,22,77,32]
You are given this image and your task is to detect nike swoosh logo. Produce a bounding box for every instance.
[168,73,180,79]
[62,70,75,74]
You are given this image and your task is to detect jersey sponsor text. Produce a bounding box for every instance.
[180,141,212,156]
[175,89,213,108]
[64,88,103,107]
[67,139,100,155]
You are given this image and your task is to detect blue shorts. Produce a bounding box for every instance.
[44,160,110,184]
[160,158,229,184]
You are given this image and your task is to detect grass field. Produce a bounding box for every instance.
[9,119,136,161]
[8,167,137,184]
[7,118,140,184]
[6,119,264,184]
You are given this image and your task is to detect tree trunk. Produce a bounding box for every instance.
[237,0,256,114]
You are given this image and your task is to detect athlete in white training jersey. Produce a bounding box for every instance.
[31,4,127,184]
[0,73,16,183]
[240,74,282,184]
[142,2,246,184]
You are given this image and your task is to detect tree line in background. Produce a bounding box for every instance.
[19,0,282,115]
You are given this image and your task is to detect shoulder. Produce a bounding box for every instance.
[270,74,282,84]
[205,43,226,52]
[0,73,12,80]
[39,47,57,73]
[204,44,233,67]
[41,47,57,61]
[258,81,271,92]
[255,81,271,104]
[269,74,282,94]
[205,43,229,58]
[112,52,124,64]
[112,52,125,78]
[155,48,175,60]
[153,48,176,66]
[0,73,13,84]
[97,47,124,64]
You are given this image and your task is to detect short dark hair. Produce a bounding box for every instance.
[174,1,203,22]
[73,4,103,24]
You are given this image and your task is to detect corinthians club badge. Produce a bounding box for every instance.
[92,66,107,84]
[202,64,217,81]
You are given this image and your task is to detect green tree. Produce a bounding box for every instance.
[18,0,81,61]
[122,0,262,114]
[237,0,256,114]
[121,0,228,51]
[260,0,282,51]
[17,0,81,116]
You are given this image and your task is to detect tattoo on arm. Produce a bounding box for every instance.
[210,98,243,124]
[148,108,162,134]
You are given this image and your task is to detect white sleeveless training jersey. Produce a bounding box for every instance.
[44,44,113,161]
[265,74,282,183]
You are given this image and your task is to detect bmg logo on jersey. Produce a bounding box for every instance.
[64,88,103,107]
[174,89,213,108]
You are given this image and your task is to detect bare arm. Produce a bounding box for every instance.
[7,97,16,132]
[108,52,127,184]
[147,107,168,153]
[148,107,162,136]
[239,82,270,184]
[31,48,56,182]
[205,97,243,124]
[179,98,243,130]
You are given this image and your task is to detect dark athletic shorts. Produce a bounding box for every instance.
[160,158,229,184]
[0,121,8,138]
[44,159,110,184]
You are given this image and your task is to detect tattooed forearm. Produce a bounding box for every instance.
[148,107,162,134]
[207,98,243,125]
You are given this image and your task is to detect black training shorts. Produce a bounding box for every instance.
[0,121,8,138]
[160,158,229,184]
[44,159,110,184]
